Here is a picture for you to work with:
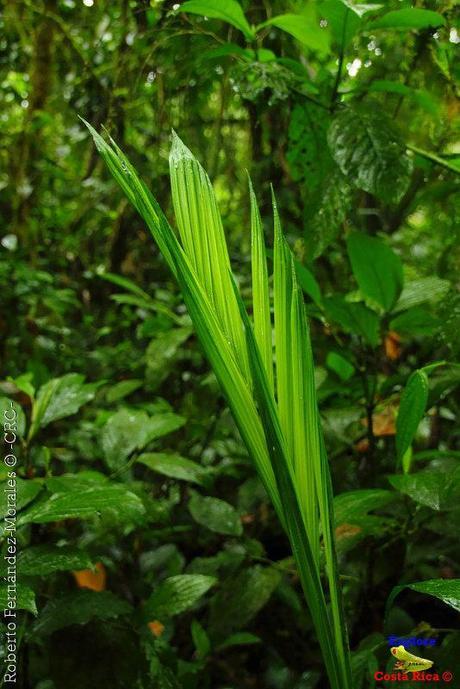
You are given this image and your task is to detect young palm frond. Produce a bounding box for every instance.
[83,120,352,689]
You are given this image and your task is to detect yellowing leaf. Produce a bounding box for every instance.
[148,620,165,637]
[72,562,106,591]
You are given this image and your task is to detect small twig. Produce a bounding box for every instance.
[407,144,460,175]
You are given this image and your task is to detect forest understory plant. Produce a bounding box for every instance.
[84,121,352,689]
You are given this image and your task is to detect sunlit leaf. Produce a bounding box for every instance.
[179,0,255,40]
[258,14,330,54]
[370,8,446,31]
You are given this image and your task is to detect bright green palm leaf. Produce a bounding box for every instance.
[232,277,346,689]
[289,257,319,560]
[170,133,250,381]
[249,178,274,394]
[84,121,352,689]
[273,198,294,459]
[82,121,279,516]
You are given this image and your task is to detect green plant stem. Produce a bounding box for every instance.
[407,144,460,175]
[330,8,349,110]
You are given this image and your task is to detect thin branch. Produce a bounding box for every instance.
[407,144,460,175]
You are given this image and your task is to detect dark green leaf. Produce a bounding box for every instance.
[295,262,322,306]
[392,277,450,313]
[17,545,92,575]
[105,379,143,403]
[323,296,380,346]
[328,105,412,204]
[0,397,26,436]
[218,632,261,649]
[287,102,352,257]
[209,565,281,638]
[145,574,216,618]
[19,485,145,524]
[396,369,429,463]
[31,374,98,435]
[388,470,449,511]
[386,579,460,622]
[390,307,440,337]
[102,408,185,470]
[1,477,43,517]
[32,591,132,636]
[137,452,208,486]
[334,489,396,523]
[191,619,212,658]
[0,583,37,614]
[347,232,403,311]
[326,352,355,381]
[146,328,192,389]
[189,491,242,536]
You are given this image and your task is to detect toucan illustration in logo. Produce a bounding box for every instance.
[391,645,434,673]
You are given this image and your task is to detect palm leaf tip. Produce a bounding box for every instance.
[169,132,251,381]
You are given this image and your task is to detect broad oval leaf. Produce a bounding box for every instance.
[388,469,450,511]
[17,545,92,576]
[323,296,380,346]
[145,574,216,618]
[137,452,209,486]
[370,8,446,31]
[0,583,37,615]
[102,408,185,470]
[328,105,413,204]
[326,352,355,381]
[102,408,148,470]
[295,261,322,306]
[189,491,242,536]
[396,369,429,463]
[106,379,143,403]
[386,579,460,621]
[392,276,450,313]
[209,565,281,638]
[390,307,440,337]
[321,0,362,48]
[191,618,211,658]
[0,397,26,437]
[334,489,396,523]
[259,13,330,54]
[30,373,99,437]
[179,0,255,40]
[19,485,145,524]
[1,477,43,515]
[347,232,403,312]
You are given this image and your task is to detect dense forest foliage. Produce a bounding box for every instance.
[1,1,459,688]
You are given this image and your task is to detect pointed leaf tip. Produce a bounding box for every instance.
[170,130,195,164]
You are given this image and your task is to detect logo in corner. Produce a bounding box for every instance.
[390,645,434,672]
